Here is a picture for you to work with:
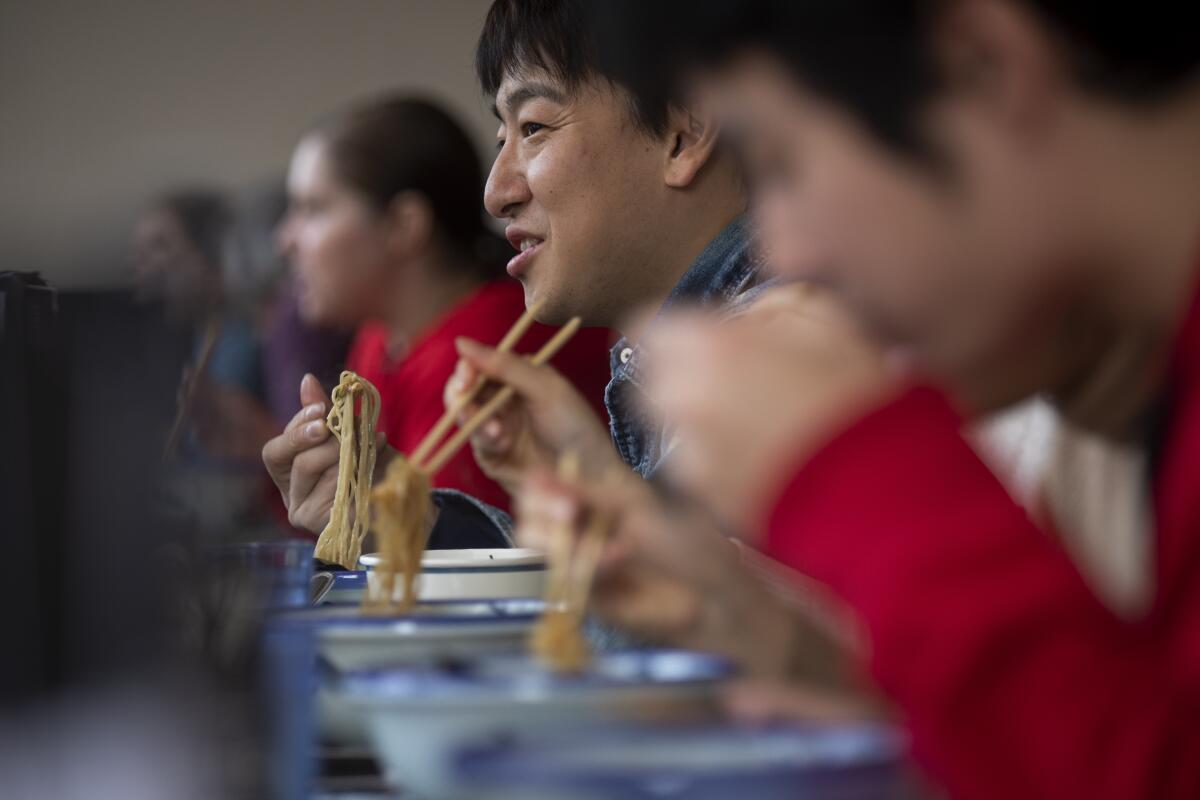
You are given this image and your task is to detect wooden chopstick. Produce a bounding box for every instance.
[162,316,221,461]
[543,452,581,608]
[410,299,545,468]
[420,317,582,476]
[567,510,610,615]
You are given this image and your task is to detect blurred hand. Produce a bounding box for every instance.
[444,337,620,494]
[646,286,894,534]
[261,373,390,532]
[190,378,280,462]
[516,468,857,688]
[722,679,886,724]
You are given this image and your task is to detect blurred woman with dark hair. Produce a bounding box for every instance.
[271,95,612,517]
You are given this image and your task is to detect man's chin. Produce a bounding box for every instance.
[521,280,547,319]
[526,289,578,327]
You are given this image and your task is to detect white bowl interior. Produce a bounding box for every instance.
[360,548,546,569]
[358,549,547,603]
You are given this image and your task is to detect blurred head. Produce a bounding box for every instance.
[476,0,743,327]
[133,190,229,321]
[278,97,501,328]
[598,0,1200,409]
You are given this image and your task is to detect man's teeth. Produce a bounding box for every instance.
[520,238,542,252]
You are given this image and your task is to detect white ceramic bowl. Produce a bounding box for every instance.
[340,649,732,797]
[297,599,544,673]
[359,548,546,602]
[275,599,544,747]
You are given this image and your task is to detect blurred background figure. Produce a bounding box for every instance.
[130,189,280,538]
[234,180,355,428]
[133,189,274,464]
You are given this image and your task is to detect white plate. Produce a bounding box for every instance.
[359,548,546,602]
[299,599,544,672]
[278,599,545,747]
[342,650,731,797]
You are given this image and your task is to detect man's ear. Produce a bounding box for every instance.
[931,0,1064,140]
[663,104,722,189]
[383,191,434,259]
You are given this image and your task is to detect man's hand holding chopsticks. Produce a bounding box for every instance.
[445,337,622,496]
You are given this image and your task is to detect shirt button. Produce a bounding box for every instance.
[619,347,634,364]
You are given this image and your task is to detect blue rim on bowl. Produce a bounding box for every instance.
[331,570,367,587]
[273,598,547,628]
[453,722,909,798]
[340,649,734,701]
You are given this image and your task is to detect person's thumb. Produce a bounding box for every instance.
[299,373,326,409]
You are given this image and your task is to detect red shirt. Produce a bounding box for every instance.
[347,279,612,513]
[765,276,1200,798]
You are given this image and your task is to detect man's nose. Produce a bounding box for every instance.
[484,142,530,220]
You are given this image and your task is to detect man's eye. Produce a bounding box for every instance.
[521,122,545,137]
[496,138,506,152]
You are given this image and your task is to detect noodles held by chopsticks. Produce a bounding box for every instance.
[529,454,610,673]
[366,456,431,613]
[314,371,382,569]
[362,306,583,614]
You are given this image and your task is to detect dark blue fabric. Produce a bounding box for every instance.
[605,215,765,478]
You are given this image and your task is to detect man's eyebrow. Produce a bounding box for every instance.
[491,82,568,121]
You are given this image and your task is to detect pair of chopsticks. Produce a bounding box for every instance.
[163,316,221,461]
[407,299,582,477]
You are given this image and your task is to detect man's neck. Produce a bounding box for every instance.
[1086,87,1200,333]
[1055,86,1200,437]
[618,210,744,345]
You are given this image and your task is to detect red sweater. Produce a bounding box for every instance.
[348,279,612,513]
[766,281,1200,798]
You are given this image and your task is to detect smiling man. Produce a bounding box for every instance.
[446,0,758,490]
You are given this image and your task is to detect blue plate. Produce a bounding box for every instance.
[340,649,733,702]
[454,723,911,799]
[273,597,547,627]
[321,570,367,604]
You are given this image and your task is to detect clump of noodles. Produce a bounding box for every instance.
[366,456,432,613]
[528,453,605,673]
[530,605,591,673]
[313,371,381,569]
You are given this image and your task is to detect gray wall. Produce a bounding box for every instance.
[0,0,497,289]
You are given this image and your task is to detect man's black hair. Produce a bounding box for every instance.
[591,0,1200,156]
[475,0,672,136]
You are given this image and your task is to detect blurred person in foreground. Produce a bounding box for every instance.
[262,95,613,537]
[523,1,1200,798]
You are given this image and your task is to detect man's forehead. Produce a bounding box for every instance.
[492,67,572,118]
